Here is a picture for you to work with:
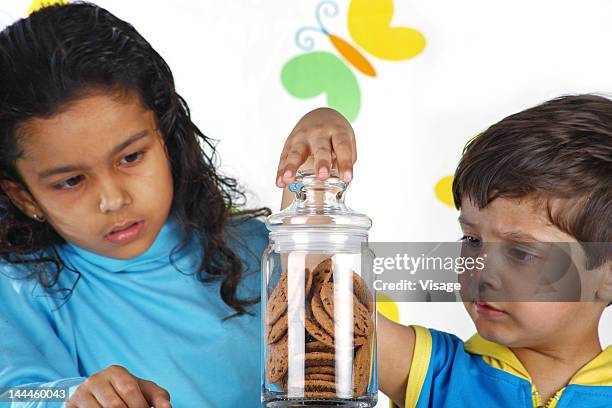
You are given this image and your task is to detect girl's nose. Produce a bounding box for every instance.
[98,179,131,213]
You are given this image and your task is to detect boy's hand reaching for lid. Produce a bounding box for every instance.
[276,107,356,187]
[66,365,171,408]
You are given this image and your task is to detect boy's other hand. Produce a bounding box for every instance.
[66,365,171,408]
[276,107,356,188]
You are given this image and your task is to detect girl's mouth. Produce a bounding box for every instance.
[105,221,144,245]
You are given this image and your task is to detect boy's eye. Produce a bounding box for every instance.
[55,175,84,190]
[119,151,145,165]
[460,235,482,248]
[508,247,537,262]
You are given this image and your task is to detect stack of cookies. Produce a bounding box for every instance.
[265,258,374,399]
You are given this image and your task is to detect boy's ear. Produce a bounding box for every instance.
[595,261,612,305]
[0,179,44,220]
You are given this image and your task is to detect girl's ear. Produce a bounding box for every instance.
[0,179,44,220]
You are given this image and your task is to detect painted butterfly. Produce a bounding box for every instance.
[281,0,426,122]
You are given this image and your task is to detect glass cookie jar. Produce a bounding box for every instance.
[261,169,376,407]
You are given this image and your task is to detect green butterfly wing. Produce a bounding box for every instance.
[281,51,361,123]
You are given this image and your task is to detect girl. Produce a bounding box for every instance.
[0,3,355,407]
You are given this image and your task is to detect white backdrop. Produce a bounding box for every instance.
[2,1,611,406]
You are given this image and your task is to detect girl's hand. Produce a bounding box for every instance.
[66,365,171,408]
[276,107,356,187]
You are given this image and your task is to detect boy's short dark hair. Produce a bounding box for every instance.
[452,94,612,272]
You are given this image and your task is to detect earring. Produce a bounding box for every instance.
[32,213,46,222]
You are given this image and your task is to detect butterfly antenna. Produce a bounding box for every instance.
[295,26,324,51]
[315,0,339,35]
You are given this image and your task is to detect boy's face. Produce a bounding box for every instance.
[458,196,608,348]
[0,89,174,259]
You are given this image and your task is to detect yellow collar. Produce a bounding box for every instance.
[464,334,612,386]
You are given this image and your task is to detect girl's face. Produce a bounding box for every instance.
[2,89,174,259]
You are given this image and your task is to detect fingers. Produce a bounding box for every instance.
[350,130,357,164]
[331,132,356,183]
[276,138,293,187]
[68,365,169,408]
[276,139,309,187]
[277,107,357,187]
[89,381,128,408]
[66,390,103,408]
[138,378,171,408]
[110,375,149,408]
[310,137,333,179]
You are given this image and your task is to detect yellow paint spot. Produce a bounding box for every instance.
[376,292,399,322]
[435,175,455,207]
[28,0,68,15]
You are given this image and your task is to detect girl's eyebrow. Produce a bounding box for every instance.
[37,130,150,180]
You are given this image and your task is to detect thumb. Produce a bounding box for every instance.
[137,378,171,408]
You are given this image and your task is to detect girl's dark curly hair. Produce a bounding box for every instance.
[0,2,270,317]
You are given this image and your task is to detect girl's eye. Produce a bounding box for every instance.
[54,175,84,190]
[119,151,145,165]
[460,235,482,248]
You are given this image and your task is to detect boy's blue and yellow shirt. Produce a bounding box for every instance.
[403,325,612,408]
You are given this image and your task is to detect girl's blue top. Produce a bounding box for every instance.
[0,216,269,407]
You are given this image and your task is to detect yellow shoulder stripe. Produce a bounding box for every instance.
[404,325,432,408]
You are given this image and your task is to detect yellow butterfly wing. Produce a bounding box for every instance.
[348,0,426,61]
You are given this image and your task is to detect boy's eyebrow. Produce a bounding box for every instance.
[459,216,540,241]
[457,216,475,227]
[460,215,541,242]
[37,130,150,180]
[499,230,540,242]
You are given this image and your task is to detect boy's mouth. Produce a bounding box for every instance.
[473,301,506,317]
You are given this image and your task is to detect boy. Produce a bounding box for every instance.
[377,94,612,407]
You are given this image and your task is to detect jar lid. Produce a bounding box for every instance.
[266,169,372,233]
